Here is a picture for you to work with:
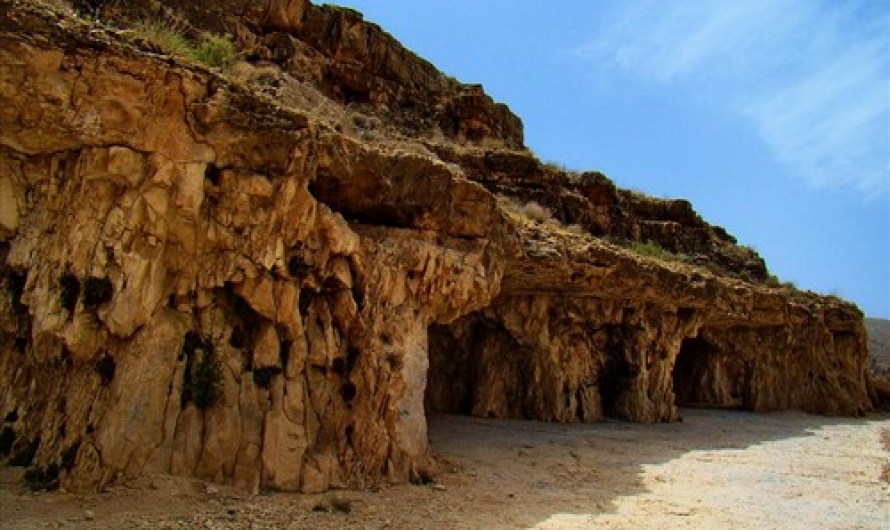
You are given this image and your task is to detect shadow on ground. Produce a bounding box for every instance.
[422,408,890,528]
[0,409,887,529]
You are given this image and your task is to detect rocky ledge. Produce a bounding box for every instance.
[0,0,874,494]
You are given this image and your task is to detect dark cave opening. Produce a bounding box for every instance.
[425,323,476,416]
[673,335,746,409]
[425,318,532,420]
[673,336,711,406]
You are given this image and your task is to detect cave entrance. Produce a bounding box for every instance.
[424,323,477,417]
[672,335,746,409]
[424,319,531,419]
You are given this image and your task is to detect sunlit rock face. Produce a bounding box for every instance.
[0,0,871,494]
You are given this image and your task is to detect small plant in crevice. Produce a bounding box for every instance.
[181,332,223,411]
[95,353,116,386]
[81,276,113,308]
[59,273,80,313]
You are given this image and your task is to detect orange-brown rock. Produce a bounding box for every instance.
[0,0,872,495]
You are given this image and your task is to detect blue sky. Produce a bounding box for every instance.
[331,1,890,318]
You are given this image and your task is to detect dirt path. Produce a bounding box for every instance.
[1,409,887,529]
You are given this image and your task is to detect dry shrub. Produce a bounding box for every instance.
[518,201,553,223]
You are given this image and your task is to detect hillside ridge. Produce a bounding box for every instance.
[0,0,873,494]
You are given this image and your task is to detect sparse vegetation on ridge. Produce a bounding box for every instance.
[132,18,193,58]
[132,18,236,71]
[497,195,555,224]
[632,240,678,261]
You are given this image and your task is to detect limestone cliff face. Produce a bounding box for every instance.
[0,0,872,494]
[427,223,870,423]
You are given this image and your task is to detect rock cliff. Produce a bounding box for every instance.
[0,0,873,494]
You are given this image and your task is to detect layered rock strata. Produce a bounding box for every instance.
[0,0,872,494]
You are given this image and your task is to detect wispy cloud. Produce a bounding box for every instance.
[577,0,889,196]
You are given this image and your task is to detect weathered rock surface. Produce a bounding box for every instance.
[0,0,873,495]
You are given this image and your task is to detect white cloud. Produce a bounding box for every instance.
[577,0,889,196]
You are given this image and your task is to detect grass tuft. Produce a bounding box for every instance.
[193,33,237,71]
[132,19,237,71]
[632,240,674,260]
[133,18,194,58]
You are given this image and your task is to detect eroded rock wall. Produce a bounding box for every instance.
[0,9,501,492]
[428,293,870,425]
[0,0,873,496]
[427,297,698,423]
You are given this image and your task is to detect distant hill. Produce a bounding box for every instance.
[866,318,890,378]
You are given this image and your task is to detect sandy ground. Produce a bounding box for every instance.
[1,409,887,529]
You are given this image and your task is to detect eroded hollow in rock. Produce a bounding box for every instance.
[672,335,747,410]
[426,317,619,423]
[425,323,477,416]
[425,317,537,421]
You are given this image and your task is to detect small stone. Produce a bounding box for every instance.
[84,510,95,521]
[205,484,219,495]
[431,484,446,491]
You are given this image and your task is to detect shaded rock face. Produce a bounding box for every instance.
[427,297,697,424]
[427,293,870,424]
[0,0,873,495]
